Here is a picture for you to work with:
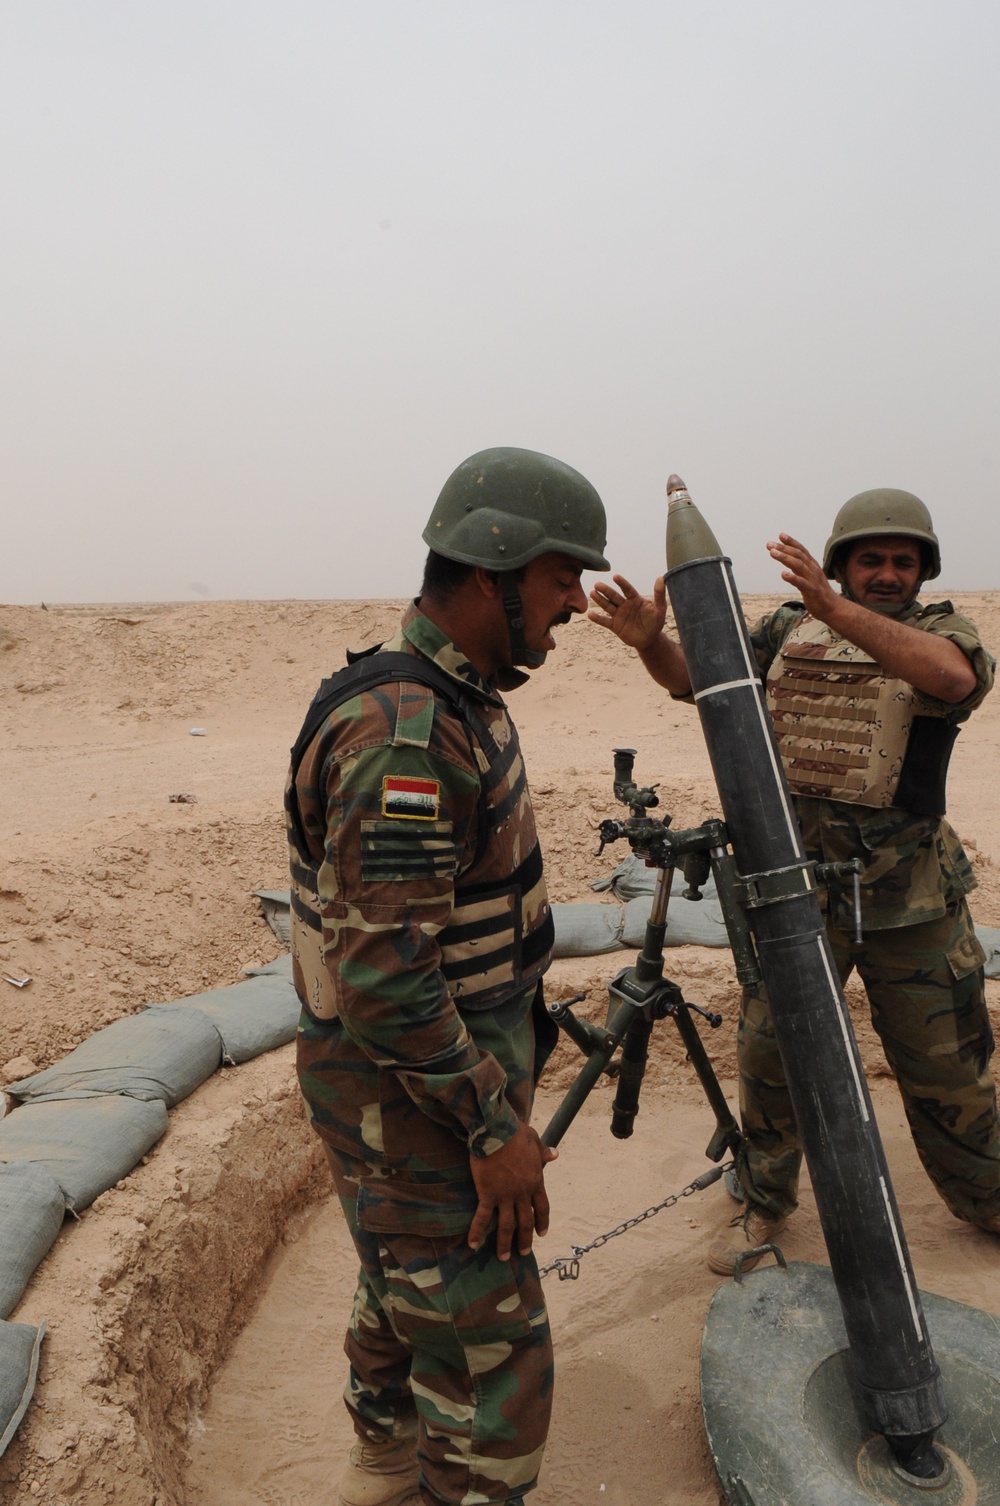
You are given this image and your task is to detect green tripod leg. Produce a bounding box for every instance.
[668,1003,742,1162]
[541,992,638,1148]
[610,1013,654,1140]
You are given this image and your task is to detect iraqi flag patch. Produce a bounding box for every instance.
[381,775,441,820]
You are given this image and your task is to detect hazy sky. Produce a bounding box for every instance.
[2,2,997,603]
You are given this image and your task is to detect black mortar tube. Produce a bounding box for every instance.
[664,476,946,1476]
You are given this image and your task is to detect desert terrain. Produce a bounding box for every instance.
[2,589,1000,1505]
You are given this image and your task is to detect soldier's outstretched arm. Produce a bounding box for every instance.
[768,534,977,704]
[588,573,692,695]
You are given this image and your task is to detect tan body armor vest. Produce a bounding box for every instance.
[766,614,947,808]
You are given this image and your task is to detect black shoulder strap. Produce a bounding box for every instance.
[286,649,495,862]
[289,652,482,773]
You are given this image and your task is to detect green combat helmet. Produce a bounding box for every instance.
[822,488,941,580]
[423,447,609,668]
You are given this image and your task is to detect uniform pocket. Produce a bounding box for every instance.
[945,928,987,982]
[357,1172,478,1239]
[857,807,936,859]
[435,1238,536,1348]
[370,1230,537,1369]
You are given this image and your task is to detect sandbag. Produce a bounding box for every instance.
[592,855,730,949]
[179,973,300,1064]
[0,1164,67,1320]
[0,1319,45,1457]
[591,853,658,902]
[8,1006,222,1108]
[245,952,294,979]
[622,892,731,949]
[254,889,291,947]
[550,903,625,958]
[0,1096,168,1211]
[978,925,1000,980]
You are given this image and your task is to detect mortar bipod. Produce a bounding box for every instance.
[541,750,870,1157]
[542,748,748,1156]
[541,860,743,1160]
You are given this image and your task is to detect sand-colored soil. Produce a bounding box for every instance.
[2,591,1000,1505]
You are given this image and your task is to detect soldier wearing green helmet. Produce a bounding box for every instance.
[822,487,942,592]
[286,447,608,1506]
[422,446,610,669]
[590,484,1000,1276]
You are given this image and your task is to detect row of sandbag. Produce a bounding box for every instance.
[256,870,1000,970]
[253,870,733,962]
[0,953,298,1456]
[554,857,730,955]
[554,855,1000,975]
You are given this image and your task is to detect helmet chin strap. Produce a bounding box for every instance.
[500,573,546,670]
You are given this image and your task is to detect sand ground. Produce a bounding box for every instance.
[2,590,1000,1505]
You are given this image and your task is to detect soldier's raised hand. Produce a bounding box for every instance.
[588,573,667,651]
[767,534,839,620]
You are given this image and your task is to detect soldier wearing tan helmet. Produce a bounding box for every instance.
[287,447,608,1506]
[589,487,1000,1273]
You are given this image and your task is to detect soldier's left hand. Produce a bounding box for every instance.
[588,573,666,651]
[468,1122,558,1260]
[767,533,839,620]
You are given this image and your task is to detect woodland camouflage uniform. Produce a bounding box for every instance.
[287,604,557,1506]
[738,597,1000,1224]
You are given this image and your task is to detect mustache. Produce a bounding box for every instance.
[549,611,573,628]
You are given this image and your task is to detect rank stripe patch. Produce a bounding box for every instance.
[381,775,441,820]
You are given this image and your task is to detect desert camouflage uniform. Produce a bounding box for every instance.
[286,603,555,1506]
[737,598,1000,1224]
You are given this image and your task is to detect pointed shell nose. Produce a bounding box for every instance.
[665,479,723,569]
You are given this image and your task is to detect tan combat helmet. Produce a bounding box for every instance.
[822,489,941,580]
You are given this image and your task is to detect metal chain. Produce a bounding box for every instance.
[538,1161,733,1281]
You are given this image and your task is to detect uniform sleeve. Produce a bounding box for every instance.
[917,606,996,718]
[317,726,520,1158]
[747,602,805,678]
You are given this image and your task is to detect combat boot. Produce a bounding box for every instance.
[706,1201,787,1276]
[337,1435,419,1506]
